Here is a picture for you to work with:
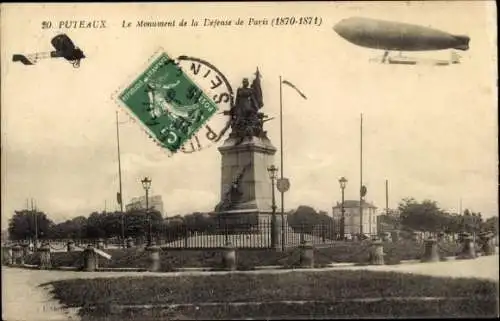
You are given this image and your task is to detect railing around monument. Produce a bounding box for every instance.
[158,219,381,249]
[160,221,274,249]
[4,222,389,250]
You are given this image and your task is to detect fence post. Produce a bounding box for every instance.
[97,239,105,250]
[83,245,98,271]
[421,238,439,262]
[38,241,52,269]
[479,232,495,256]
[146,244,161,272]
[21,243,30,257]
[3,246,13,265]
[67,240,75,252]
[221,241,236,271]
[12,244,23,265]
[458,233,476,259]
[369,239,384,265]
[126,237,134,248]
[299,240,314,268]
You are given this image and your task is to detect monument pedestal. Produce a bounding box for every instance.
[217,135,276,212]
[215,134,287,248]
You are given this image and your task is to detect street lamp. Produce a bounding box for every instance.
[141,177,152,247]
[267,165,278,249]
[339,177,348,240]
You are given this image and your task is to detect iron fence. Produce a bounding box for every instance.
[4,219,481,250]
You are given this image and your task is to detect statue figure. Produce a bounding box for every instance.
[226,68,268,143]
[214,163,251,212]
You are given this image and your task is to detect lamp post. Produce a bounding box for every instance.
[141,177,152,247]
[116,111,126,248]
[267,165,278,249]
[339,177,348,240]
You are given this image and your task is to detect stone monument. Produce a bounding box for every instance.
[214,68,282,240]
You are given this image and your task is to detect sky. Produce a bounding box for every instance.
[1,1,498,227]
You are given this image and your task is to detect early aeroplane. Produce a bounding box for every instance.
[12,34,85,68]
[333,17,470,65]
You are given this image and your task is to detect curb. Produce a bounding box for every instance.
[254,265,283,270]
[326,262,357,268]
[6,253,497,274]
[59,266,80,271]
[177,267,213,272]
[400,259,420,264]
[97,267,147,272]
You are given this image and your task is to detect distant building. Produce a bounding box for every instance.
[164,215,183,224]
[126,195,165,216]
[332,200,379,235]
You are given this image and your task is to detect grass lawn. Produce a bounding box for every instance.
[23,241,463,271]
[43,270,498,319]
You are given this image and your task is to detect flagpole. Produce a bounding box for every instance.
[360,113,363,236]
[116,111,125,245]
[279,76,285,251]
[32,198,38,245]
[385,179,389,215]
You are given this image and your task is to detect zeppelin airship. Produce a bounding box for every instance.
[333,17,470,65]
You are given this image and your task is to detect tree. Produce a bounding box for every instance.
[8,210,54,240]
[287,206,328,233]
[470,212,483,235]
[183,212,216,233]
[399,198,444,232]
[85,212,107,239]
[439,212,456,234]
[123,208,163,239]
[482,216,498,234]
[163,215,187,241]
[102,212,125,238]
[317,210,333,225]
[48,216,88,239]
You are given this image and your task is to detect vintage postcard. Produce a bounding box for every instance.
[1,2,498,320]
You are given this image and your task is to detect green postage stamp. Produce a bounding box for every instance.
[116,51,219,153]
